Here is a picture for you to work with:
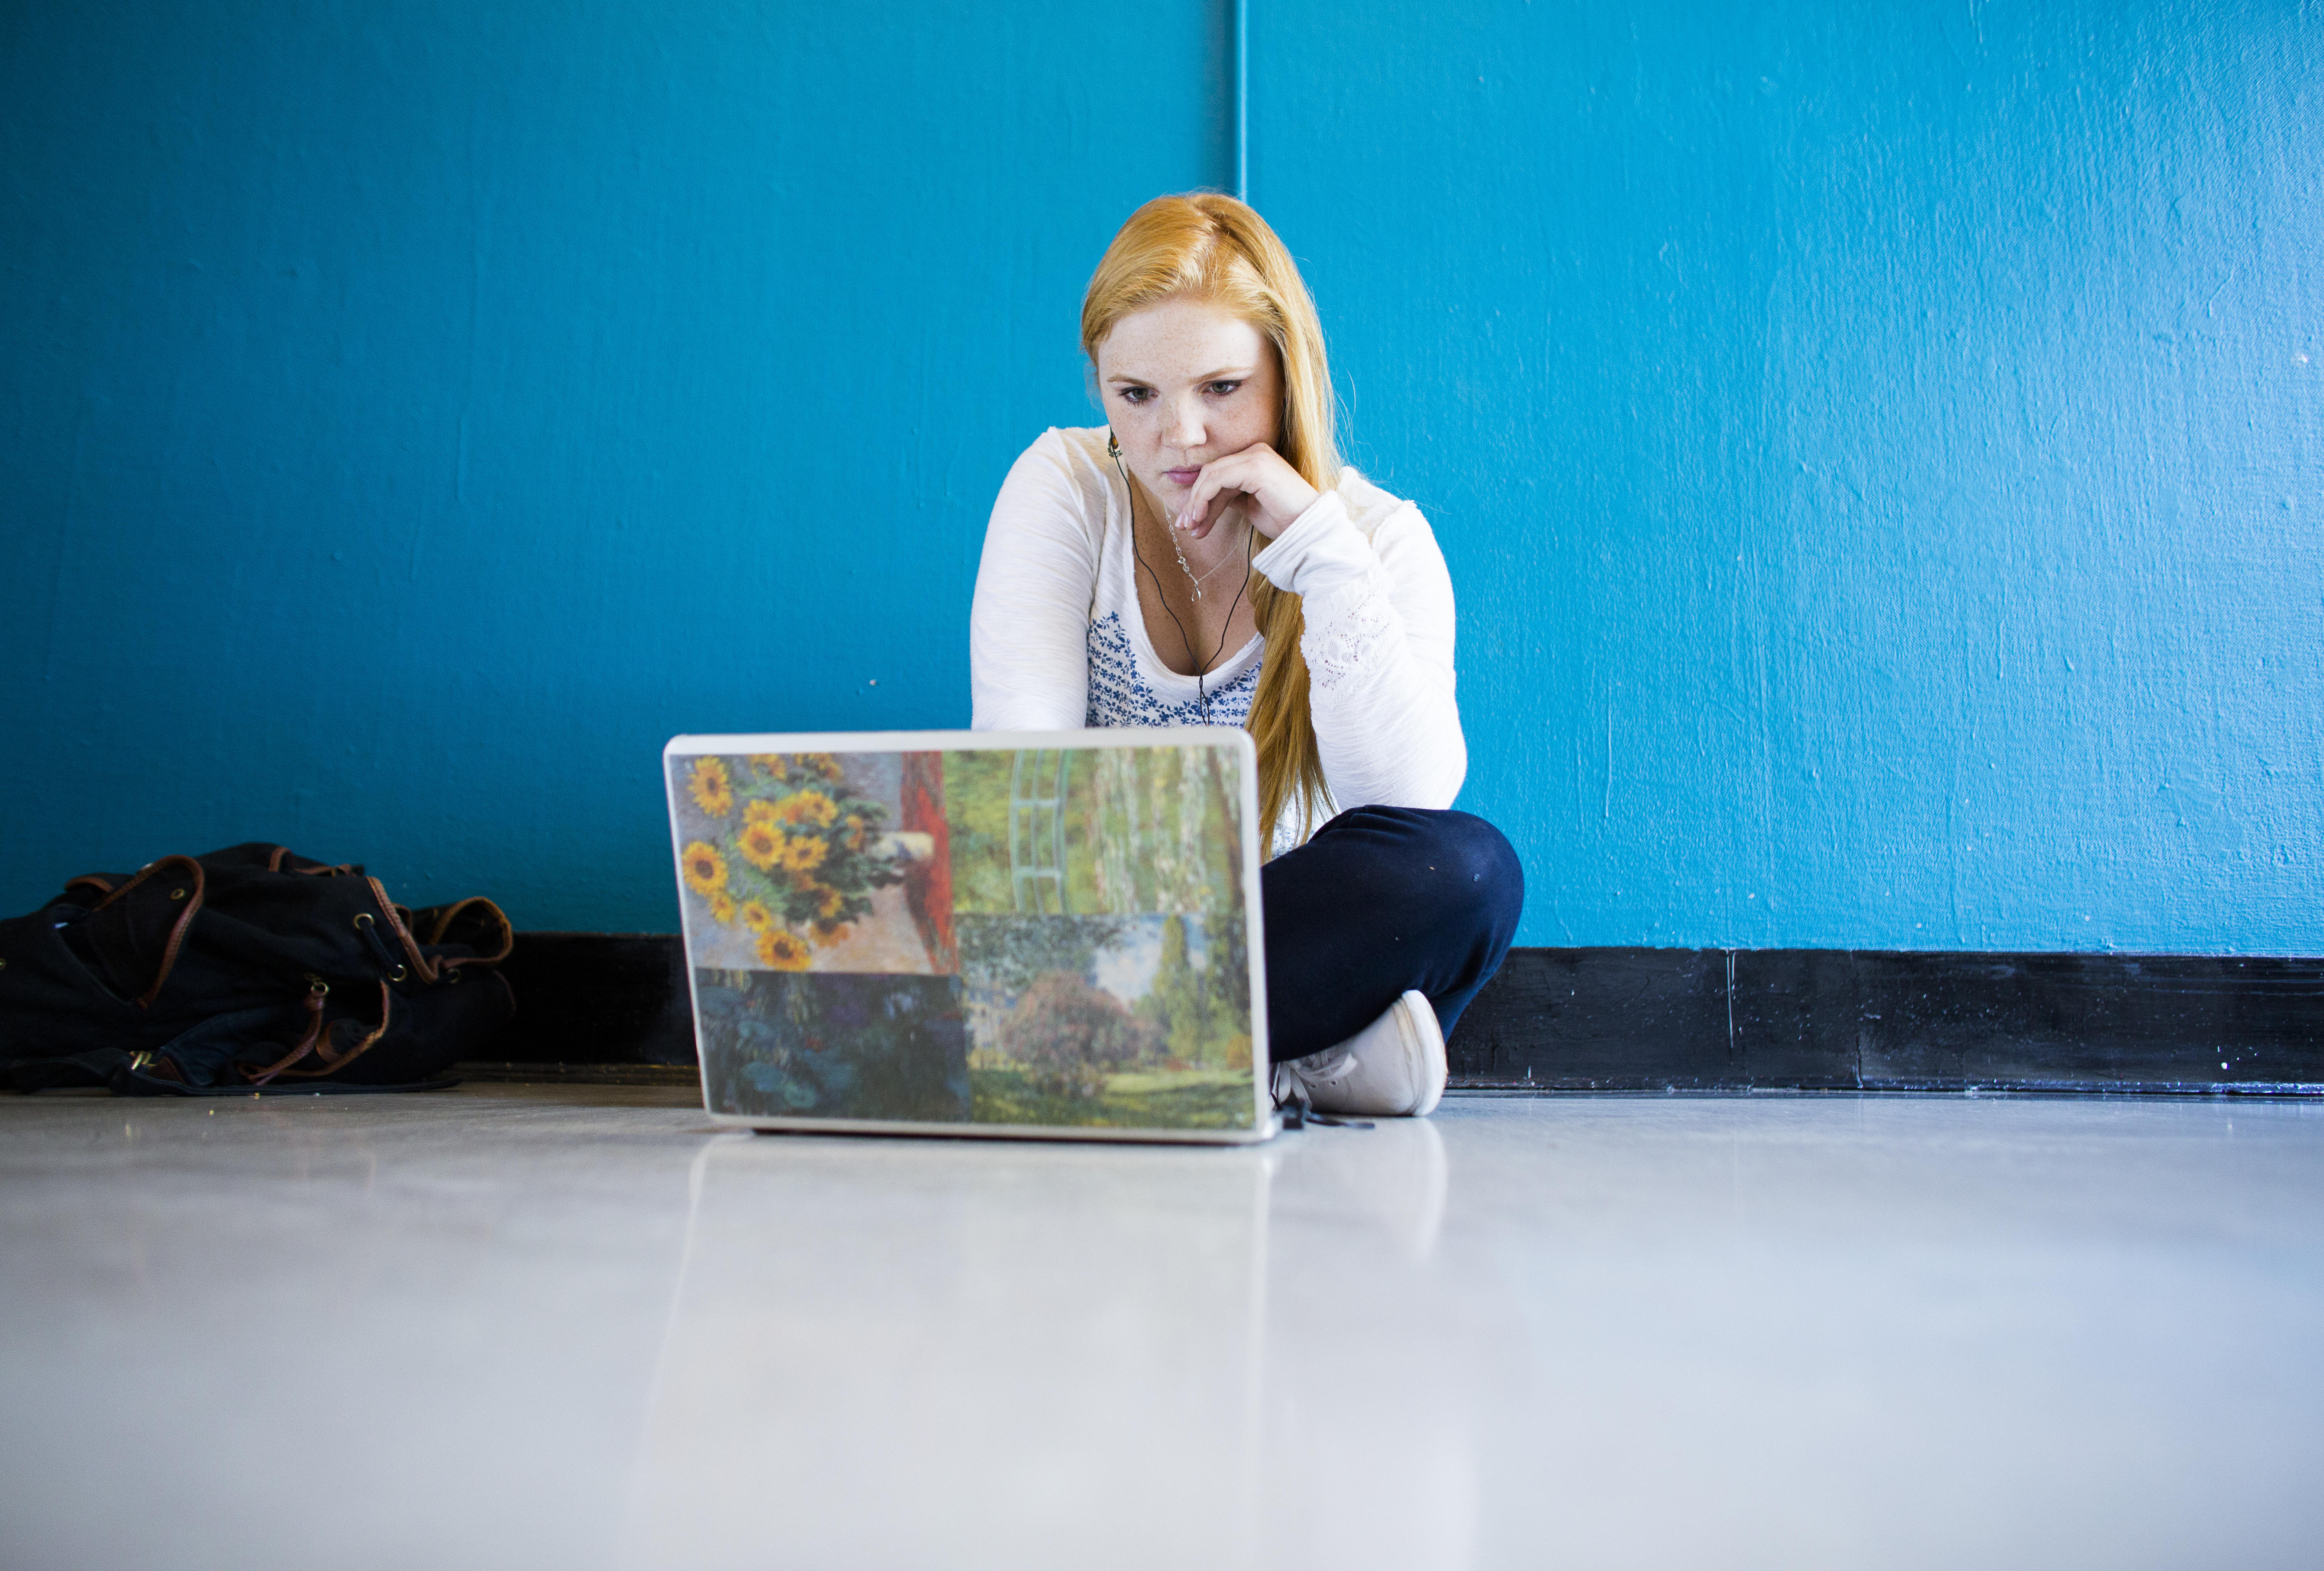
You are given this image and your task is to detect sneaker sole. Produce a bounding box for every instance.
[1398,989,1447,1117]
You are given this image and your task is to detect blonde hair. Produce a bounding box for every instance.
[1080,192,1338,850]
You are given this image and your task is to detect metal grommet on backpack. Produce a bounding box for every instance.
[0,843,515,1096]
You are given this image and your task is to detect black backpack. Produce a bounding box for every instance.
[1,843,514,1095]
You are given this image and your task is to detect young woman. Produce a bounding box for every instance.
[969,193,1521,1119]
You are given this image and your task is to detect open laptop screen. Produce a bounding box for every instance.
[664,729,1272,1143]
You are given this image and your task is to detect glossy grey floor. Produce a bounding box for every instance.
[3,1086,2319,1571]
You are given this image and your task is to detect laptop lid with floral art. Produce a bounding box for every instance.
[664,729,1274,1143]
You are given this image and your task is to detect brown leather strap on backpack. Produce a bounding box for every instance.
[364,879,437,983]
[417,897,515,967]
[266,845,359,876]
[87,856,208,1009]
[246,979,394,1084]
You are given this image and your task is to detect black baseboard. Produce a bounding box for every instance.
[493,936,2324,1095]
[499,933,700,1067]
[1453,948,2324,1094]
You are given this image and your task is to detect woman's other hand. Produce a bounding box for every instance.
[1175,442,1321,541]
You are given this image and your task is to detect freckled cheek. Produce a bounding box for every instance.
[1216,408,1274,452]
[1111,408,1155,460]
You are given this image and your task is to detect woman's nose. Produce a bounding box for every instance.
[1167,396,1206,450]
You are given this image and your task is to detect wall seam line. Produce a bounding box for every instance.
[1234,0,1248,200]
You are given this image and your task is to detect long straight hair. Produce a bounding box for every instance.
[1080,192,1337,850]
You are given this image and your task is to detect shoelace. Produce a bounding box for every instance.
[1269,1061,1374,1131]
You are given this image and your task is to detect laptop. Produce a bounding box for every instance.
[662,728,1276,1143]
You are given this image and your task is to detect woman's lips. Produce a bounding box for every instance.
[1162,467,1202,486]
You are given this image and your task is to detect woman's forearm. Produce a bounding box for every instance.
[1253,493,1467,813]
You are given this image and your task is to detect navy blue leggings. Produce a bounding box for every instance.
[1260,806,1524,1063]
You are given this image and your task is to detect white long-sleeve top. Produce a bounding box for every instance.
[969,426,1466,852]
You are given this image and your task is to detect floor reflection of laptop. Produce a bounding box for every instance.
[663,728,1276,1144]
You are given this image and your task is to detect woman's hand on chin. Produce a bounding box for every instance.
[1173,442,1321,542]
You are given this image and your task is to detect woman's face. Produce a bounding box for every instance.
[1095,297,1282,511]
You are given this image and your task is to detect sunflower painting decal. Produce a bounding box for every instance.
[673,752,946,974]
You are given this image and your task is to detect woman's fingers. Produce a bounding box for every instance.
[1173,457,1238,540]
[1180,468,1241,540]
[1174,444,1314,540]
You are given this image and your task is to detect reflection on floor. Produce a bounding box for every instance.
[3,1085,2320,1569]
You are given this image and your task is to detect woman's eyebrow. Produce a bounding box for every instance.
[1106,366,1256,384]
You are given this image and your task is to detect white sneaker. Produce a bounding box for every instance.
[1271,990,1447,1119]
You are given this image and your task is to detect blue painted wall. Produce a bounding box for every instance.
[2,0,1228,929]
[4,0,2319,950]
[1257,0,2323,950]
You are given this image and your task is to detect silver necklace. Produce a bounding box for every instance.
[1110,432,1257,721]
[1171,514,1254,601]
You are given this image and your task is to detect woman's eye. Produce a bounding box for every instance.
[1205,380,1243,397]
[1117,387,1152,404]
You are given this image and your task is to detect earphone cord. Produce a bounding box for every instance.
[1115,443,1255,724]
